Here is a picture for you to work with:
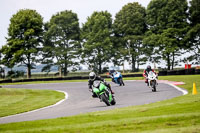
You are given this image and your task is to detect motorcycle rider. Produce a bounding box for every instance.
[109,70,125,86]
[109,70,116,82]
[143,65,157,86]
[88,72,114,97]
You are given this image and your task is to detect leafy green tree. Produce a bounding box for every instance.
[189,0,200,26]
[143,32,162,67]
[0,51,4,78]
[43,10,80,76]
[40,22,54,73]
[145,0,188,70]
[113,2,147,71]
[110,36,125,68]
[185,0,200,64]
[81,11,113,74]
[1,9,43,78]
[0,50,2,64]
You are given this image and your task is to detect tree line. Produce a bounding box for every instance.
[0,0,199,78]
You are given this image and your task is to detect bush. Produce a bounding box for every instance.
[102,67,109,74]
[7,70,25,78]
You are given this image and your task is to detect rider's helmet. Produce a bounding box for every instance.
[109,70,115,75]
[113,71,117,75]
[146,65,151,72]
[89,72,96,80]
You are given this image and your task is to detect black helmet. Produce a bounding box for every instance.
[89,72,96,80]
[147,65,151,71]
[109,70,115,75]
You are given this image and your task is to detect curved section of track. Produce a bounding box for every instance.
[0,81,186,124]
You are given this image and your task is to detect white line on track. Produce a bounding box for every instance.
[166,83,188,95]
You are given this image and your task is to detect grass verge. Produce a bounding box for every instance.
[0,75,200,133]
[0,88,64,117]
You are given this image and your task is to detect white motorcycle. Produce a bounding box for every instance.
[147,71,158,92]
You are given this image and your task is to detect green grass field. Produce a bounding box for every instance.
[0,75,200,133]
[0,88,64,117]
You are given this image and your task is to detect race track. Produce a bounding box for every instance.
[0,81,185,124]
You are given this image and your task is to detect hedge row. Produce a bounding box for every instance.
[0,69,199,83]
[0,74,144,83]
[158,68,200,76]
[0,76,89,83]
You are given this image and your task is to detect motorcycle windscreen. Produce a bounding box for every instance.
[148,71,156,80]
[149,71,154,76]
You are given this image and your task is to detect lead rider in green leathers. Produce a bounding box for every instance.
[88,72,114,97]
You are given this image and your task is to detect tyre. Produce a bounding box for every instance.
[119,78,123,86]
[117,78,122,86]
[101,93,110,106]
[152,81,156,92]
[110,97,116,105]
[119,78,124,86]
[121,79,125,86]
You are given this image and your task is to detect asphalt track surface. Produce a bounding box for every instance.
[0,81,184,124]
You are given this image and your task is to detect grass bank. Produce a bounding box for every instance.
[0,88,64,117]
[0,75,200,133]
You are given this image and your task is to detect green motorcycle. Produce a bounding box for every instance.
[92,81,116,106]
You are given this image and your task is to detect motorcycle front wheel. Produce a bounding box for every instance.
[110,97,116,105]
[121,78,125,86]
[118,78,124,86]
[151,80,157,92]
[101,93,111,106]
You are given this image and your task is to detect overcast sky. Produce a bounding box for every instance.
[0,0,151,48]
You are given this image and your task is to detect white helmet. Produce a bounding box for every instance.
[89,72,96,80]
